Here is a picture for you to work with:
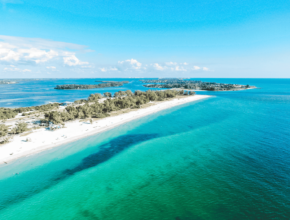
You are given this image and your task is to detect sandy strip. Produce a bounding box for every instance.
[0,95,211,164]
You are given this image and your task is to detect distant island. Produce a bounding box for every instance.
[141,79,256,91]
[0,80,17,85]
[54,81,129,90]
[95,80,129,83]
[0,79,41,85]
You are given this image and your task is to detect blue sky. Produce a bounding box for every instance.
[0,0,289,78]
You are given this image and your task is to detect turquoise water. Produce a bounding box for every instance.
[0,79,290,219]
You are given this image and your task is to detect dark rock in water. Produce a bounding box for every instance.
[58,133,159,179]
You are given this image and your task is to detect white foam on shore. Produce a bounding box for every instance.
[0,95,211,164]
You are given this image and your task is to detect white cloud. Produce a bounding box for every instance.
[98,59,145,72]
[118,59,142,70]
[0,35,90,51]
[98,59,211,74]
[46,66,56,69]
[99,67,118,72]
[100,67,107,72]
[153,63,165,70]
[4,66,31,72]
[165,62,177,66]
[175,66,187,71]
[0,46,60,64]
[0,35,90,67]
[63,52,89,66]
[151,62,188,72]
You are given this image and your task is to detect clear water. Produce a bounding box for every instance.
[0,78,159,108]
[0,79,289,219]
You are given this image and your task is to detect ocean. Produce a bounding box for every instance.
[0,78,158,108]
[0,79,289,219]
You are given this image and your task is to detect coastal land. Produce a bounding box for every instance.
[0,80,17,85]
[54,81,129,90]
[141,79,256,91]
[0,94,211,164]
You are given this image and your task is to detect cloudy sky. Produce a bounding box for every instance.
[0,0,289,78]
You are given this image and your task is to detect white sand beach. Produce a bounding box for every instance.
[0,95,211,164]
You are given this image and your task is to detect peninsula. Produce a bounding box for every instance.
[54,81,129,90]
[141,79,256,91]
[0,89,211,163]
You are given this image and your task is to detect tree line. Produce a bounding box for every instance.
[0,122,29,144]
[44,89,195,124]
[0,103,60,120]
[142,79,250,91]
[54,81,129,90]
[0,89,195,144]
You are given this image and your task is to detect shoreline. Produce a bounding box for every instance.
[170,87,257,92]
[0,95,211,164]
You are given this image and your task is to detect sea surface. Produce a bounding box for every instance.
[0,79,289,220]
[0,78,160,108]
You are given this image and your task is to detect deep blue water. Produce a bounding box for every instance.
[0,78,158,108]
[0,79,289,220]
[0,78,259,108]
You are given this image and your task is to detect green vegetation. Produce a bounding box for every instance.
[44,89,192,124]
[54,81,129,90]
[140,79,184,84]
[0,103,60,120]
[0,123,10,144]
[9,122,29,134]
[0,122,29,144]
[189,91,196,95]
[104,92,112,97]
[141,79,254,91]
[88,93,103,102]
[0,89,195,144]
[0,124,8,138]
[95,80,129,83]
[0,108,18,119]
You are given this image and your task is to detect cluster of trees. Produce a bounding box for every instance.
[0,88,196,122]
[0,103,60,120]
[143,80,247,91]
[0,108,18,120]
[0,124,9,144]
[44,89,194,124]
[0,122,29,144]
[0,89,195,143]
[95,80,129,83]
[0,124,8,138]
[54,81,129,90]
[9,122,29,134]
[140,79,186,83]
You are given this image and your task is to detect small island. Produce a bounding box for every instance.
[0,80,17,85]
[54,81,129,90]
[141,79,256,91]
[95,80,129,83]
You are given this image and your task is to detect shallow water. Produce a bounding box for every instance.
[0,79,289,219]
